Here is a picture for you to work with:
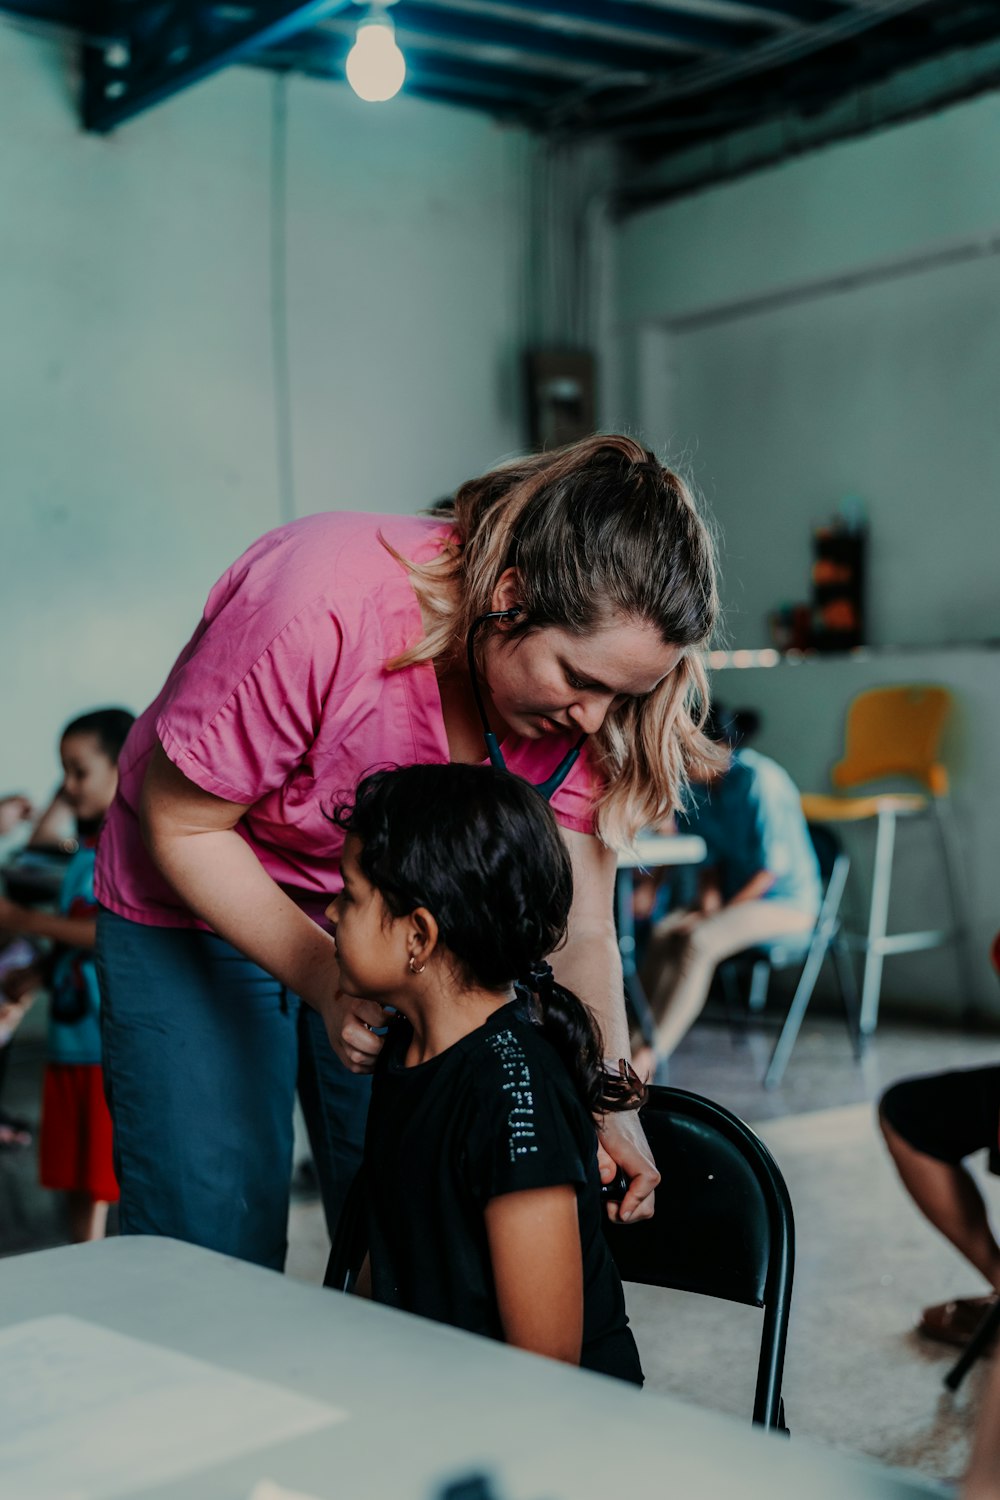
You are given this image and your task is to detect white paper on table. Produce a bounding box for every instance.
[0,1314,347,1500]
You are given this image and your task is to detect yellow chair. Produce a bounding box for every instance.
[801,685,971,1035]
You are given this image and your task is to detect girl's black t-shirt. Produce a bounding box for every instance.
[364,1001,643,1385]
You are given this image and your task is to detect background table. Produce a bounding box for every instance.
[0,1236,944,1500]
[616,834,707,1045]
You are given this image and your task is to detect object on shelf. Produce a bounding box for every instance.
[811,510,866,652]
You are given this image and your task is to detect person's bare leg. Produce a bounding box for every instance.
[649,931,717,1057]
[66,1192,109,1244]
[649,902,813,1059]
[879,1115,1000,1289]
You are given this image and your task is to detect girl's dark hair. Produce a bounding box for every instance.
[61,707,135,763]
[334,763,643,1116]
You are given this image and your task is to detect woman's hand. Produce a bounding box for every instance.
[597,1109,660,1223]
[322,989,389,1073]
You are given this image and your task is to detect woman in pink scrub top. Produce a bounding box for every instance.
[95,434,721,1270]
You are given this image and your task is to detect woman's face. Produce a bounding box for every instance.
[482,593,682,740]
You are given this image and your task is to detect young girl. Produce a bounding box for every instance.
[0,708,134,1241]
[327,762,646,1385]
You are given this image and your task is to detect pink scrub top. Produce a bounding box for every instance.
[96,511,601,929]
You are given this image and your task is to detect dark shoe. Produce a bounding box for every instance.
[917,1295,999,1349]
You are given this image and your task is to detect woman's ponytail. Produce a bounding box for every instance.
[523,962,645,1116]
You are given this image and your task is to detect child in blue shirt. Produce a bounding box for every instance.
[0,708,134,1240]
[635,713,820,1075]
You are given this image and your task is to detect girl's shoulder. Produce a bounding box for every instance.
[468,1008,587,1119]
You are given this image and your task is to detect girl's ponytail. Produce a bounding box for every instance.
[524,962,645,1116]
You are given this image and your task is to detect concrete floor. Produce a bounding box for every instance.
[3,1006,999,1483]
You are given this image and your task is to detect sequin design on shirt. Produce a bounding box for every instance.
[485,1028,538,1163]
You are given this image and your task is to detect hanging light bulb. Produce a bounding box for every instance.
[346,7,406,103]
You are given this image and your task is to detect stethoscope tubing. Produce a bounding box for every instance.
[466,610,586,801]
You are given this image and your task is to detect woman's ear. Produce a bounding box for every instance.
[409,907,439,967]
[490,568,523,622]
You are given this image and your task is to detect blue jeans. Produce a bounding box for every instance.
[96,909,371,1271]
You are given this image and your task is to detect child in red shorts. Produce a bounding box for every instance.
[0,708,134,1241]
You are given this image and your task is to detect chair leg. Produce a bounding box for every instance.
[615,871,657,1047]
[718,960,750,1041]
[859,808,896,1035]
[932,798,979,1023]
[748,959,771,1014]
[832,933,864,1059]
[944,1300,1000,1392]
[763,934,829,1090]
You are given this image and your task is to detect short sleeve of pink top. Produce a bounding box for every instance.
[96,511,603,929]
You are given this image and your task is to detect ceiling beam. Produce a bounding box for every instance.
[544,0,943,127]
[390,0,775,53]
[385,1,688,72]
[82,0,352,131]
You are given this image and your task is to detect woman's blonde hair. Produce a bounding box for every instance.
[386,433,724,848]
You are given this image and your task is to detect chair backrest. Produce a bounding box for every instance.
[324,1172,368,1294]
[831,684,952,796]
[604,1085,794,1429]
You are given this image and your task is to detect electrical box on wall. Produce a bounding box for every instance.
[524,350,596,452]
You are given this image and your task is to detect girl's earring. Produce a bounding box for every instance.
[408,956,426,975]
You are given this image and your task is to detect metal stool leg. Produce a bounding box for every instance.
[764,931,829,1090]
[944,1300,1000,1392]
[748,959,771,1014]
[860,808,896,1035]
[614,870,657,1047]
[932,798,978,1022]
[832,933,864,1059]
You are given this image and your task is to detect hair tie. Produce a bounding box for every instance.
[525,960,554,995]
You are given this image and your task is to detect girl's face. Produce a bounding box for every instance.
[326,835,410,999]
[59,733,119,823]
[482,598,682,741]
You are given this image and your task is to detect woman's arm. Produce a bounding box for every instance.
[485,1186,583,1364]
[140,744,386,1070]
[552,828,660,1224]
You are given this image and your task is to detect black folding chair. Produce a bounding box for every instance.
[719,822,863,1089]
[323,1170,368,1293]
[604,1085,795,1432]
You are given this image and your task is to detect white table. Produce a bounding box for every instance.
[616,834,707,872]
[615,834,707,1044]
[0,1236,944,1500]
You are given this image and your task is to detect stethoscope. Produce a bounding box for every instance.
[466,608,587,802]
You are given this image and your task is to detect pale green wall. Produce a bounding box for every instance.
[0,26,531,804]
[617,90,1000,324]
[612,89,1000,653]
[612,91,1000,1012]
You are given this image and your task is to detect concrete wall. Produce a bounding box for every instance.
[1,24,531,805]
[612,91,1000,652]
[611,91,1000,1013]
